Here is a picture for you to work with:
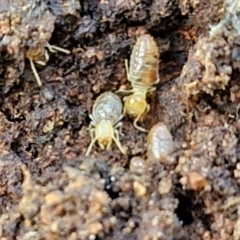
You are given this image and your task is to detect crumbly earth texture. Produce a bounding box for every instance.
[0,0,240,239]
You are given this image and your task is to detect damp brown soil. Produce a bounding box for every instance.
[0,0,240,239]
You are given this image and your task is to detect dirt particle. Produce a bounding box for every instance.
[187,171,207,191]
[158,176,172,195]
[133,181,147,197]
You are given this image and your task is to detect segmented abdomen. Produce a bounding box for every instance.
[92,92,123,124]
[129,34,159,90]
[147,123,174,161]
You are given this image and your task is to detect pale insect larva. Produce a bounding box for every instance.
[85,91,126,156]
[117,34,160,132]
[26,42,70,87]
[147,122,174,162]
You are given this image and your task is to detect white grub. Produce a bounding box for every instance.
[147,122,174,163]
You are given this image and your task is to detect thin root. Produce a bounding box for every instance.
[29,58,42,87]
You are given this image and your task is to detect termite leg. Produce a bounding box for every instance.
[115,88,133,94]
[116,59,133,94]
[117,114,124,122]
[125,59,130,79]
[133,113,148,132]
[115,121,124,137]
[29,58,42,87]
[89,126,94,139]
[141,103,150,120]
[46,43,70,54]
[113,130,126,155]
[44,50,49,62]
[35,60,46,66]
[155,63,160,84]
[87,118,95,130]
[85,129,97,156]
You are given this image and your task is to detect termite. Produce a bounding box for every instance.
[147,122,174,162]
[85,91,126,156]
[26,42,70,87]
[117,34,160,132]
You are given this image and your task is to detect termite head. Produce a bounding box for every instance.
[25,45,49,87]
[124,91,147,120]
[26,45,48,64]
[25,43,70,87]
[95,120,114,149]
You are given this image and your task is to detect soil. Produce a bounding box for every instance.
[0,0,240,239]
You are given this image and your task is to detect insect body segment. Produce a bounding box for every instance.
[86,91,126,156]
[128,34,160,91]
[118,34,160,132]
[123,90,149,132]
[147,122,174,162]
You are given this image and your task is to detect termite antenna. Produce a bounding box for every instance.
[112,135,126,155]
[46,43,70,54]
[133,115,148,132]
